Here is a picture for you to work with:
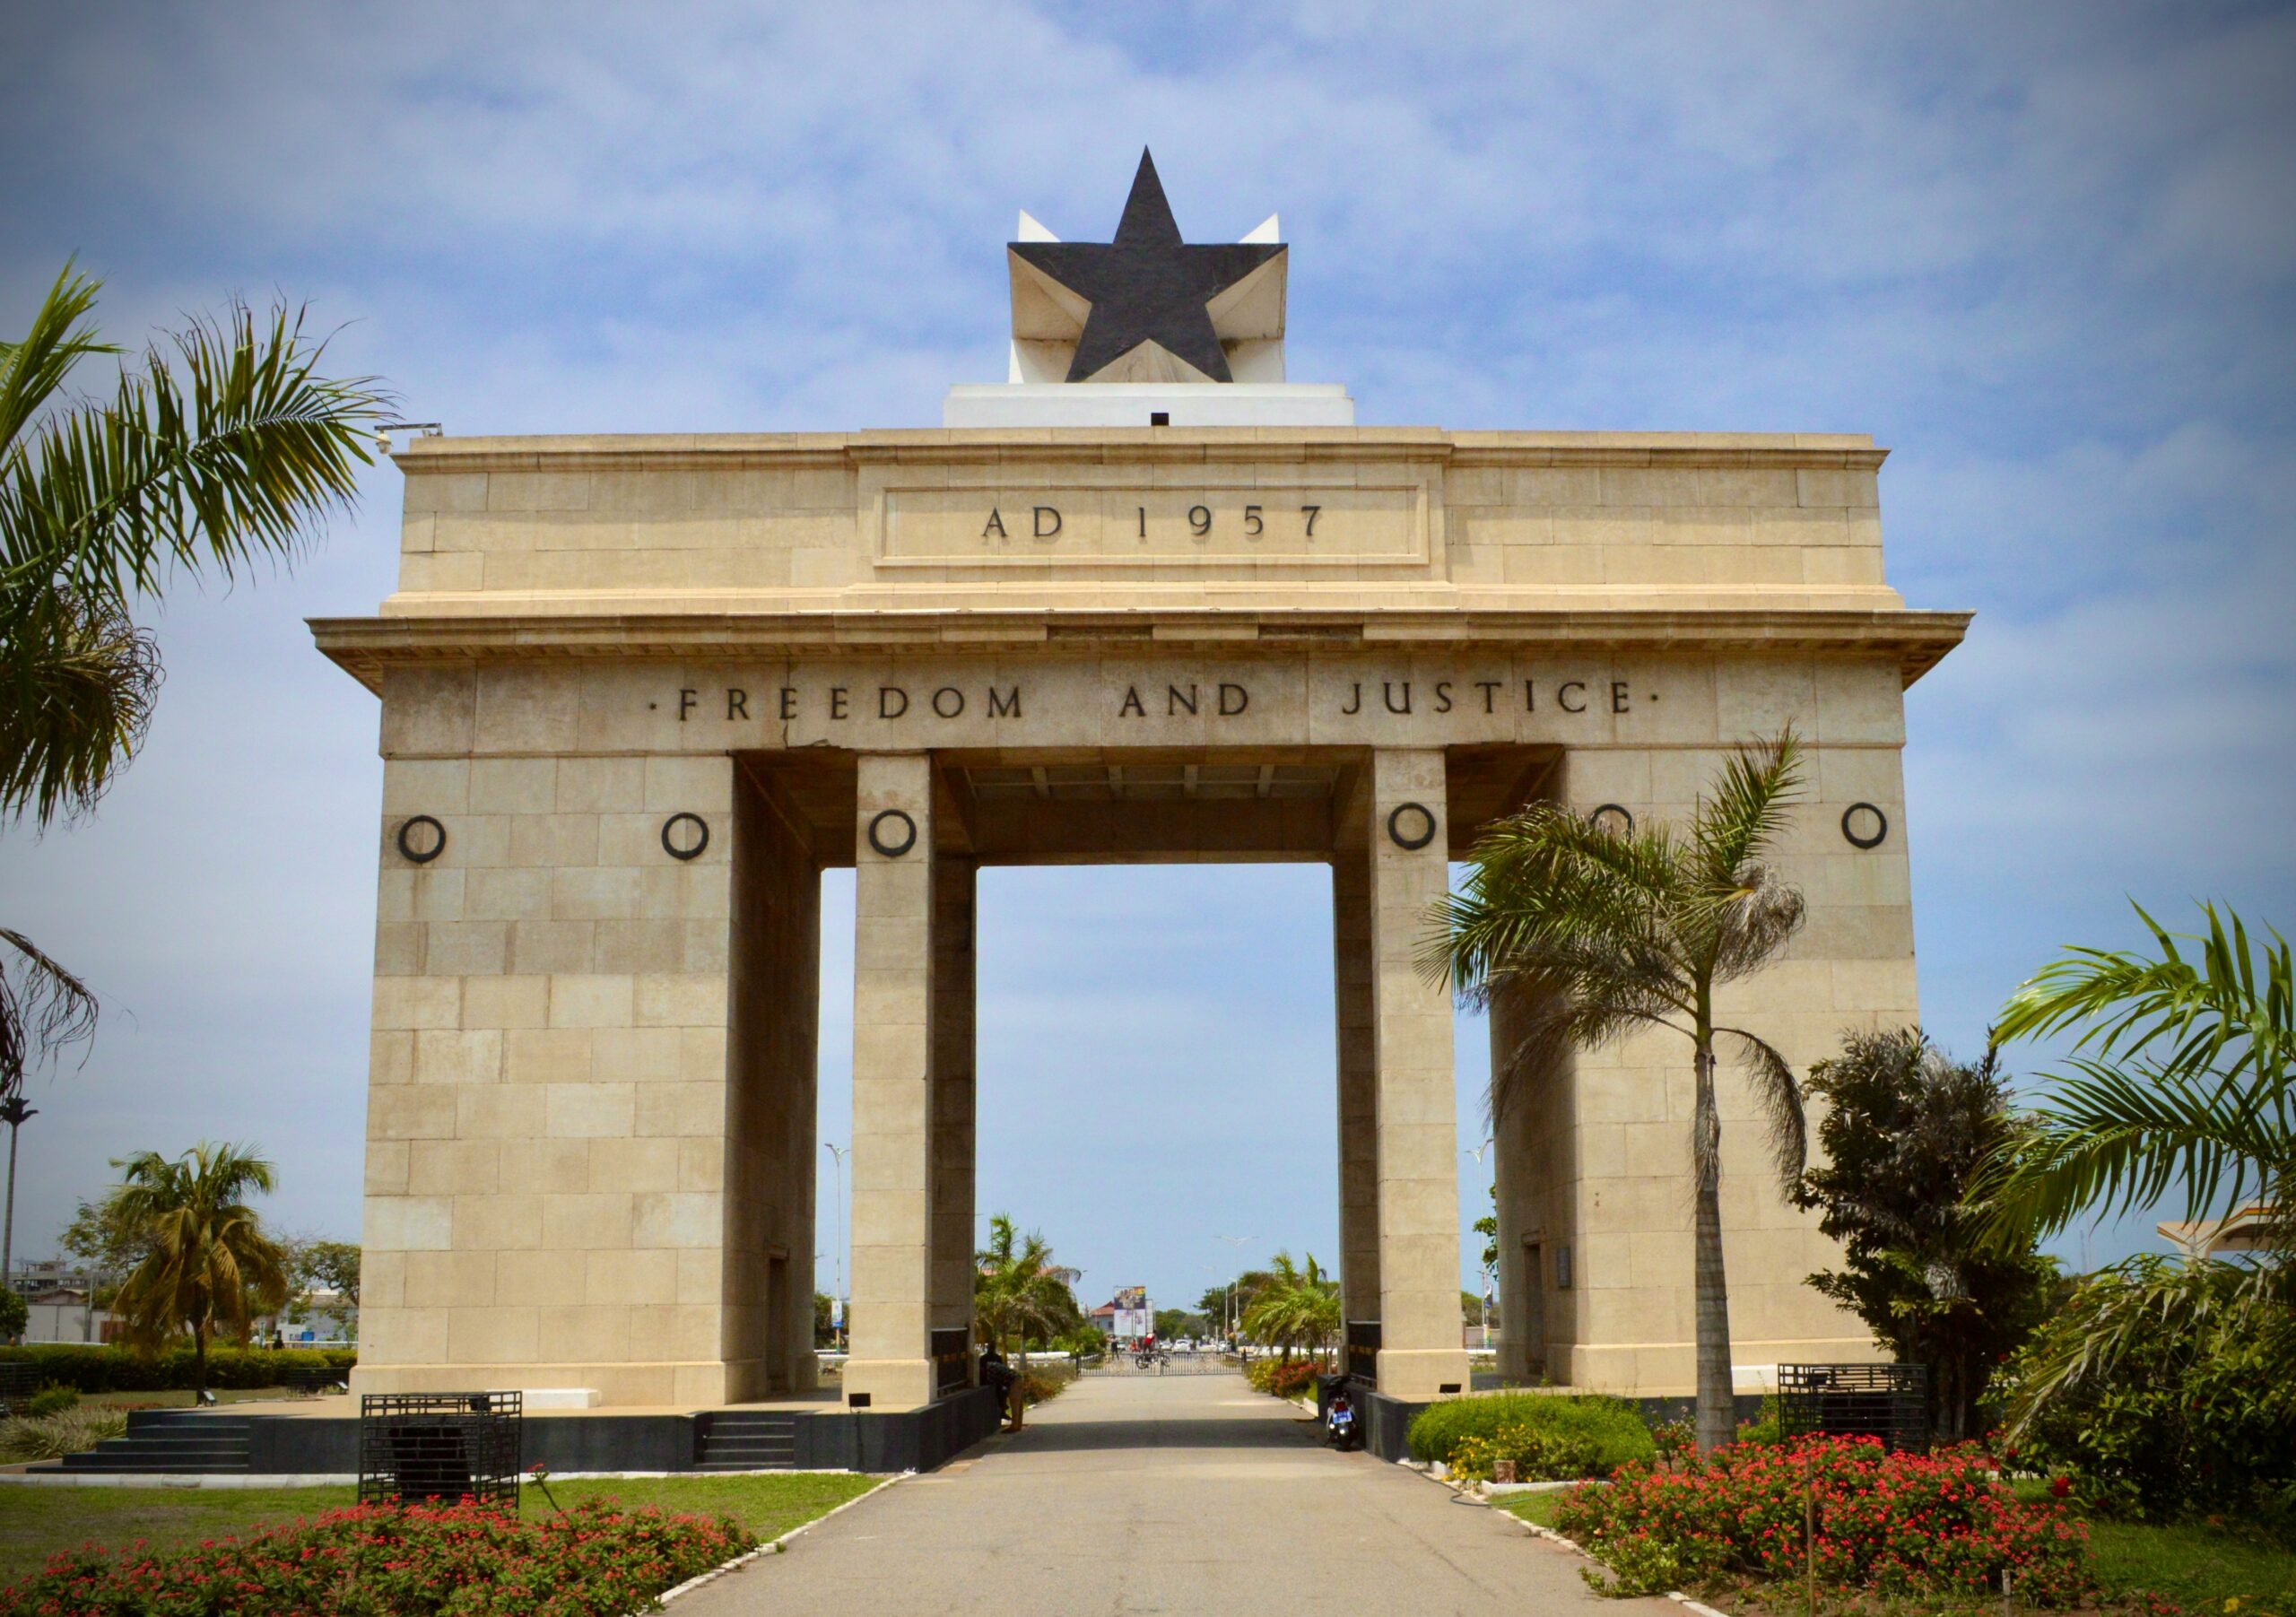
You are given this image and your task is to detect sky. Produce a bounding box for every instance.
[1,2,2292,1321]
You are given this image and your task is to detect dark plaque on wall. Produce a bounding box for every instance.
[1387,803,1437,850]
[867,809,918,857]
[396,815,446,865]
[1840,803,1889,849]
[1589,804,1635,838]
[661,813,709,861]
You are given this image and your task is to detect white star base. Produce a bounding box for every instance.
[943,382,1355,430]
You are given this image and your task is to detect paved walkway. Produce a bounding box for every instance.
[678,1372,1669,1616]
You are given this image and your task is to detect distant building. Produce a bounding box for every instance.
[22,1288,114,1344]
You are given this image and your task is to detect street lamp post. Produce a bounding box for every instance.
[1213,1234,1254,1347]
[822,1143,848,1346]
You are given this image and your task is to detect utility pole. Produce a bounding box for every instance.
[0,1097,35,1309]
[822,1143,848,1346]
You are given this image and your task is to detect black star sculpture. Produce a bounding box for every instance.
[1012,150,1283,384]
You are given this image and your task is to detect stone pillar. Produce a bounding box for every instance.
[1367,748,1472,1399]
[353,748,741,1408]
[1490,980,1541,1384]
[929,854,978,1360]
[1331,774,1380,1333]
[843,753,936,1411]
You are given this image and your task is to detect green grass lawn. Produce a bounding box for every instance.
[1505,1480,2296,1614]
[0,1473,884,1588]
[1493,1488,1568,1530]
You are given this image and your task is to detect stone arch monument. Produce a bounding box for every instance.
[316,152,1966,1418]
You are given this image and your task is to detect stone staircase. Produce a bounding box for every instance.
[694,1411,797,1471]
[39,1408,252,1474]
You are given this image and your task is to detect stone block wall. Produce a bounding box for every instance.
[358,702,741,1406]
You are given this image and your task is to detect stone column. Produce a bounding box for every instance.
[1490,980,1540,1383]
[1367,748,1472,1399]
[1331,776,1380,1333]
[843,753,936,1411]
[929,854,978,1362]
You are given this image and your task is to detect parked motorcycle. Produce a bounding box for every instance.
[1325,1391,1361,1451]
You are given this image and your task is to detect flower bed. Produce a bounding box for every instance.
[0,1498,754,1616]
[1551,1435,2093,1604]
[1406,1391,1655,1481]
[1243,1358,1319,1400]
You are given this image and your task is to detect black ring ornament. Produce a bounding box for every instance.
[1590,804,1636,837]
[867,808,918,858]
[396,814,446,865]
[1840,802,1889,849]
[1387,802,1437,851]
[661,813,709,862]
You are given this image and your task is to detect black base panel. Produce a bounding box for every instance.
[161,1387,1005,1477]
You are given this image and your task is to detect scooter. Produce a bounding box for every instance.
[1325,1392,1361,1451]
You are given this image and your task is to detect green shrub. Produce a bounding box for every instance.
[0,1407,127,1463]
[1017,1365,1072,1406]
[1406,1392,1655,1476]
[24,1386,78,1417]
[2000,1257,2296,1526]
[1733,1394,1786,1447]
[0,1344,355,1394]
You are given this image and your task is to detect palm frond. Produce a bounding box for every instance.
[1,296,390,608]
[0,927,100,1089]
[1489,986,1681,1126]
[1973,1055,2291,1244]
[1710,863,1807,984]
[2,278,392,831]
[1718,1026,1807,1187]
[1985,900,2293,1252]
[1996,901,2292,1084]
[0,587,161,825]
[0,262,118,460]
[1421,800,1690,1000]
[1691,727,1805,888]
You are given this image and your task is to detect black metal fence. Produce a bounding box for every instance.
[1776,1362,1929,1453]
[1344,1319,1380,1382]
[0,1362,39,1415]
[357,1392,522,1507]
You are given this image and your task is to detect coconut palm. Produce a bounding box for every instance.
[973,1214,1078,1372]
[108,1143,291,1395]
[1241,1250,1341,1365]
[1979,902,2292,1422]
[1423,731,1810,1453]
[0,264,386,1231]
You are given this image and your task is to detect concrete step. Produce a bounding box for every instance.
[699,1413,798,1471]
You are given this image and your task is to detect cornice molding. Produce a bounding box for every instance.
[391,431,1888,476]
[309,606,1970,693]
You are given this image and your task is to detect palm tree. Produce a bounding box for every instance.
[973,1214,1078,1373]
[1979,901,2292,1421]
[109,1143,291,1396]
[0,930,93,1283]
[0,264,386,1219]
[1424,731,1811,1453]
[1241,1250,1342,1365]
